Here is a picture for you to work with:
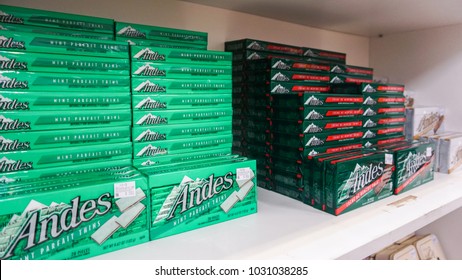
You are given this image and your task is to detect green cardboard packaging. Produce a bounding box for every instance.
[0,172,150,260]
[362,135,406,148]
[133,108,232,126]
[131,78,231,94]
[273,130,364,148]
[132,121,232,142]
[131,62,231,79]
[331,83,405,94]
[0,142,132,173]
[0,22,114,40]
[0,110,131,132]
[142,158,257,241]
[302,47,346,63]
[0,126,130,152]
[329,74,373,84]
[272,92,363,107]
[225,38,303,56]
[116,22,207,45]
[272,118,363,134]
[132,94,231,111]
[0,50,129,75]
[273,106,363,121]
[0,4,114,33]
[362,93,406,106]
[116,37,206,50]
[363,115,407,128]
[270,81,330,94]
[133,134,233,158]
[0,71,130,92]
[130,46,230,65]
[0,30,129,58]
[248,57,331,72]
[362,126,405,140]
[1,91,130,111]
[330,64,373,77]
[363,106,406,117]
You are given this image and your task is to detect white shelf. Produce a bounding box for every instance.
[92,171,462,260]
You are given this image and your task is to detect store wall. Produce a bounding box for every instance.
[1,0,370,66]
[370,24,462,131]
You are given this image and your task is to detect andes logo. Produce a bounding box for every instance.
[133,64,166,76]
[0,136,30,151]
[116,26,146,38]
[0,94,29,110]
[339,162,385,202]
[0,75,28,89]
[133,48,166,61]
[0,11,24,24]
[0,35,25,49]
[404,152,428,177]
[136,113,168,125]
[134,81,166,92]
[135,129,167,142]
[0,115,31,131]
[134,97,166,109]
[136,144,168,157]
[0,156,33,172]
[0,55,28,70]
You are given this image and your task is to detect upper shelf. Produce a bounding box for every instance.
[92,172,462,260]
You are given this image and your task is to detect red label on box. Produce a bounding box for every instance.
[319,51,346,59]
[377,97,406,103]
[325,97,364,103]
[293,63,330,71]
[377,136,406,145]
[378,126,405,134]
[325,121,362,129]
[292,74,330,82]
[292,85,330,92]
[326,131,363,141]
[378,107,406,114]
[325,143,362,154]
[377,86,405,92]
[346,68,373,75]
[268,45,303,55]
[378,117,406,124]
[326,109,363,116]
[345,77,374,83]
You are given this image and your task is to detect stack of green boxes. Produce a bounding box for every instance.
[329,63,374,84]
[0,5,153,260]
[117,23,257,242]
[332,82,407,147]
[115,21,207,50]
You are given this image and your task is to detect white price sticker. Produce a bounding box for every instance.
[385,153,394,165]
[114,181,136,199]
[426,147,432,157]
[236,167,252,181]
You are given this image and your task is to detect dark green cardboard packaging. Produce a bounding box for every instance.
[363,115,407,128]
[0,71,130,92]
[134,148,232,168]
[302,47,346,63]
[363,106,406,117]
[0,5,114,33]
[249,57,331,72]
[324,152,394,215]
[225,38,303,56]
[272,130,364,148]
[331,83,405,95]
[270,81,330,94]
[272,92,363,107]
[362,126,405,140]
[0,50,129,75]
[362,93,406,106]
[0,30,129,58]
[0,126,130,152]
[116,22,207,45]
[116,37,206,50]
[132,94,231,111]
[272,118,363,134]
[272,106,363,121]
[362,135,406,148]
[329,74,373,84]
[1,91,130,111]
[0,110,131,132]
[330,64,373,77]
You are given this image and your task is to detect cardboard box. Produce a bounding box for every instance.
[116,37,206,50]
[132,94,231,111]
[329,74,373,84]
[324,152,394,215]
[362,93,406,106]
[131,62,231,79]
[0,50,129,75]
[131,78,231,94]
[272,92,363,107]
[130,46,230,65]
[439,133,462,174]
[270,81,330,94]
[331,83,405,94]
[0,4,114,33]
[1,91,130,111]
[0,142,132,173]
[363,115,407,128]
[247,69,330,83]
[0,71,130,92]
[422,131,462,171]
[363,106,406,117]
[272,106,363,121]
[231,50,299,62]
[115,22,207,45]
[133,148,233,168]
[271,118,363,134]
[330,64,373,77]
[133,134,233,158]
[133,108,232,127]
[0,30,129,58]
[0,22,114,40]
[375,244,419,260]
[225,38,303,56]
[272,130,364,148]
[362,135,406,149]
[302,47,346,63]
[0,171,150,260]
[0,159,132,184]
[0,110,131,132]
[0,126,130,152]
[143,158,257,241]
[362,126,405,140]
[133,121,232,143]
[386,141,435,194]
[405,107,445,140]
[250,57,331,72]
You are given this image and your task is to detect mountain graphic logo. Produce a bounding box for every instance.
[0,94,12,102]
[304,123,323,133]
[247,52,262,60]
[363,96,376,105]
[0,136,14,143]
[271,84,289,93]
[135,129,166,141]
[331,65,343,73]
[0,55,10,61]
[134,80,166,92]
[133,48,165,61]
[305,96,323,106]
[306,136,324,146]
[272,60,290,70]
[330,76,343,83]
[0,74,12,82]
[0,115,14,123]
[308,150,319,156]
[363,130,376,139]
[0,156,16,164]
[363,119,376,128]
[305,110,323,120]
[141,159,157,166]
[136,113,167,125]
[247,41,264,50]
[271,72,290,81]
[304,49,317,57]
[136,144,168,157]
[362,84,376,93]
[117,26,146,38]
[0,10,23,24]
[133,64,166,76]
[363,108,376,116]
[0,175,15,183]
[0,25,7,30]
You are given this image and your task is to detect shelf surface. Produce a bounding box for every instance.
[92,171,462,260]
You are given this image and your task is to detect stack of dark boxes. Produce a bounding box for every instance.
[115,23,234,169]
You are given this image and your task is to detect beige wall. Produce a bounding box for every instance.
[1,0,370,66]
